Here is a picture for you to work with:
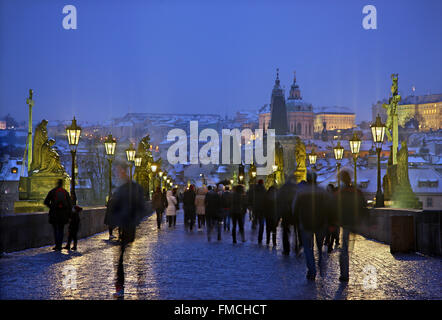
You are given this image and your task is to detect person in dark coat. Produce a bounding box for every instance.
[265,186,279,246]
[293,172,332,280]
[276,176,299,255]
[107,161,146,298]
[204,185,222,241]
[252,180,267,244]
[335,170,368,282]
[183,185,197,231]
[230,184,247,243]
[325,183,340,252]
[44,179,72,251]
[64,205,82,250]
[152,186,167,229]
[104,194,117,240]
[221,185,233,231]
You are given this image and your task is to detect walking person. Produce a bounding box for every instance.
[44,179,72,251]
[221,185,233,231]
[325,183,340,252]
[152,187,167,229]
[183,185,197,231]
[195,186,207,230]
[265,186,279,247]
[106,161,146,298]
[293,172,331,280]
[335,170,368,282]
[277,177,298,255]
[104,194,117,240]
[166,190,177,227]
[64,205,82,251]
[231,184,247,243]
[205,185,222,241]
[253,180,267,244]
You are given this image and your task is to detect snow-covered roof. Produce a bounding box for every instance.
[0,158,27,181]
[314,106,355,114]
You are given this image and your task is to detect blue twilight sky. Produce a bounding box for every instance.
[0,0,441,124]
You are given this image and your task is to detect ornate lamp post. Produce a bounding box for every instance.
[157,168,162,189]
[151,162,158,190]
[308,148,317,171]
[104,134,116,202]
[349,132,362,186]
[333,141,344,188]
[134,156,142,183]
[249,163,257,185]
[125,143,136,181]
[66,117,81,205]
[371,115,386,207]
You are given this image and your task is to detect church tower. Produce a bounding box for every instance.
[288,71,302,100]
[269,69,289,135]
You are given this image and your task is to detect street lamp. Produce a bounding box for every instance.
[104,134,116,203]
[333,141,344,188]
[160,168,164,189]
[308,148,317,170]
[66,117,81,205]
[125,143,136,181]
[134,156,142,184]
[371,115,386,207]
[349,132,362,187]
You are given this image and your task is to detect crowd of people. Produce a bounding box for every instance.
[44,161,368,298]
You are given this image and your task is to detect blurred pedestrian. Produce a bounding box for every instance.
[104,194,117,240]
[166,190,178,227]
[231,184,247,243]
[253,180,267,244]
[335,170,368,282]
[221,185,233,231]
[205,185,222,241]
[183,185,197,231]
[64,205,82,250]
[152,186,167,229]
[293,172,331,280]
[276,176,300,255]
[195,186,207,230]
[265,185,279,246]
[325,183,340,252]
[44,179,72,251]
[106,161,146,298]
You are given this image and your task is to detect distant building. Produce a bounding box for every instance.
[313,106,356,133]
[0,121,6,130]
[371,93,442,131]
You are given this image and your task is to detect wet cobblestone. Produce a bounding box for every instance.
[0,209,441,300]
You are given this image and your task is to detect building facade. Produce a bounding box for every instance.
[372,93,442,131]
[313,107,356,133]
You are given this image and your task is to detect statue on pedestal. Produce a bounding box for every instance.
[392,141,421,208]
[16,119,69,212]
[30,120,66,175]
[294,137,307,183]
[134,135,154,198]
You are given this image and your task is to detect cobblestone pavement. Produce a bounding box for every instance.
[1,209,441,300]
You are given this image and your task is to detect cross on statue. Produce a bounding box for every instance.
[26,89,34,173]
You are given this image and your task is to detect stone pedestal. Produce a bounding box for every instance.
[275,135,298,181]
[14,174,70,213]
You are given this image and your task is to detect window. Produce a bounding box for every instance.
[426,197,433,207]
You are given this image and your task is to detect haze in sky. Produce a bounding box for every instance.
[0,0,441,123]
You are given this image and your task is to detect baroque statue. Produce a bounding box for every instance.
[294,137,307,183]
[30,119,66,175]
